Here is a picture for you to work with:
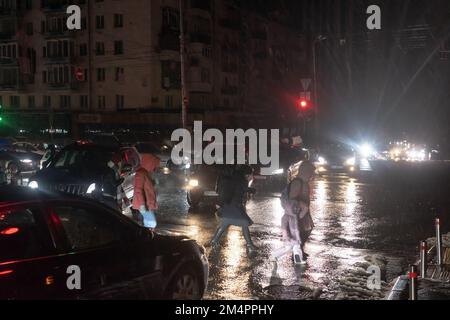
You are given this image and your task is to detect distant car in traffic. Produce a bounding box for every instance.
[12,142,46,156]
[312,143,358,175]
[0,187,209,300]
[0,148,41,175]
[28,142,140,210]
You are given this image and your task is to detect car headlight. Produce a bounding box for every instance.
[317,156,327,165]
[86,183,96,194]
[273,168,284,175]
[188,179,199,187]
[345,157,356,166]
[20,159,33,164]
[28,181,39,189]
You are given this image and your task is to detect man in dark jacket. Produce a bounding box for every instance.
[206,165,257,254]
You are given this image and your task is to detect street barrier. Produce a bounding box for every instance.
[420,241,427,279]
[408,265,418,300]
[435,218,442,266]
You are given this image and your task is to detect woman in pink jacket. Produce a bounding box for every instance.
[132,153,160,229]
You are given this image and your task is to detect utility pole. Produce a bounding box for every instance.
[312,35,326,143]
[179,0,187,129]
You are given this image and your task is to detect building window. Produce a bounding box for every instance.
[60,95,71,109]
[81,17,87,30]
[80,43,87,56]
[43,96,51,108]
[114,40,123,55]
[161,61,181,89]
[202,47,212,58]
[26,23,33,35]
[95,42,105,55]
[28,96,35,108]
[116,95,124,109]
[115,67,124,81]
[114,14,123,28]
[201,68,210,83]
[162,7,180,31]
[0,43,18,59]
[42,71,47,83]
[10,96,20,108]
[98,96,106,110]
[80,95,88,109]
[96,16,105,29]
[165,95,173,108]
[46,40,73,58]
[97,68,105,81]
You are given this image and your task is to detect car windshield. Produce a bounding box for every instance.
[52,148,114,169]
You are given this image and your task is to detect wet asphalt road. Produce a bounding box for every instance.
[152,169,450,300]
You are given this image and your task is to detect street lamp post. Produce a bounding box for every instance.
[179,0,187,129]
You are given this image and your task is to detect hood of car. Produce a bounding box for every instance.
[31,166,106,185]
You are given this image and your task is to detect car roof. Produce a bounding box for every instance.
[0,186,91,208]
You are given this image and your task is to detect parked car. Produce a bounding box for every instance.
[28,142,141,210]
[0,186,209,300]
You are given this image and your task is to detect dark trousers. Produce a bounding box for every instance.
[211,221,253,246]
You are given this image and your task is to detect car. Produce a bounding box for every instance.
[28,142,141,211]
[0,148,41,175]
[0,187,209,300]
[12,142,46,156]
[311,143,358,175]
[253,145,310,189]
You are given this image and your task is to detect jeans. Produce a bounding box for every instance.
[211,221,253,246]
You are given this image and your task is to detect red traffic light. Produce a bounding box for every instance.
[296,99,310,111]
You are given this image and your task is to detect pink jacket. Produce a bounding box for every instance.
[132,153,160,211]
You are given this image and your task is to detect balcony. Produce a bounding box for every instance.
[190,0,211,12]
[219,18,241,30]
[0,58,19,66]
[47,81,80,91]
[45,55,75,64]
[159,30,180,51]
[221,63,238,73]
[221,85,238,95]
[252,30,267,40]
[190,32,211,45]
[42,0,69,13]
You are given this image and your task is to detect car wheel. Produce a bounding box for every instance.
[167,265,202,300]
[187,191,201,208]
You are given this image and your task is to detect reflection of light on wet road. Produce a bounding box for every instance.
[342,179,358,241]
[310,179,328,242]
[221,229,247,299]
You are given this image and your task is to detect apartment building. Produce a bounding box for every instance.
[0,0,308,134]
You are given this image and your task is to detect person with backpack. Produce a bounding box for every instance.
[273,160,316,264]
[206,165,257,254]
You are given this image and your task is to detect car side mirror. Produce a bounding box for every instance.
[121,164,133,175]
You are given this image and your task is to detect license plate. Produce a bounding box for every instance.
[331,166,343,169]
[253,175,267,180]
[204,191,218,196]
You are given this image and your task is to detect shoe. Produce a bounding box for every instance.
[293,254,307,265]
